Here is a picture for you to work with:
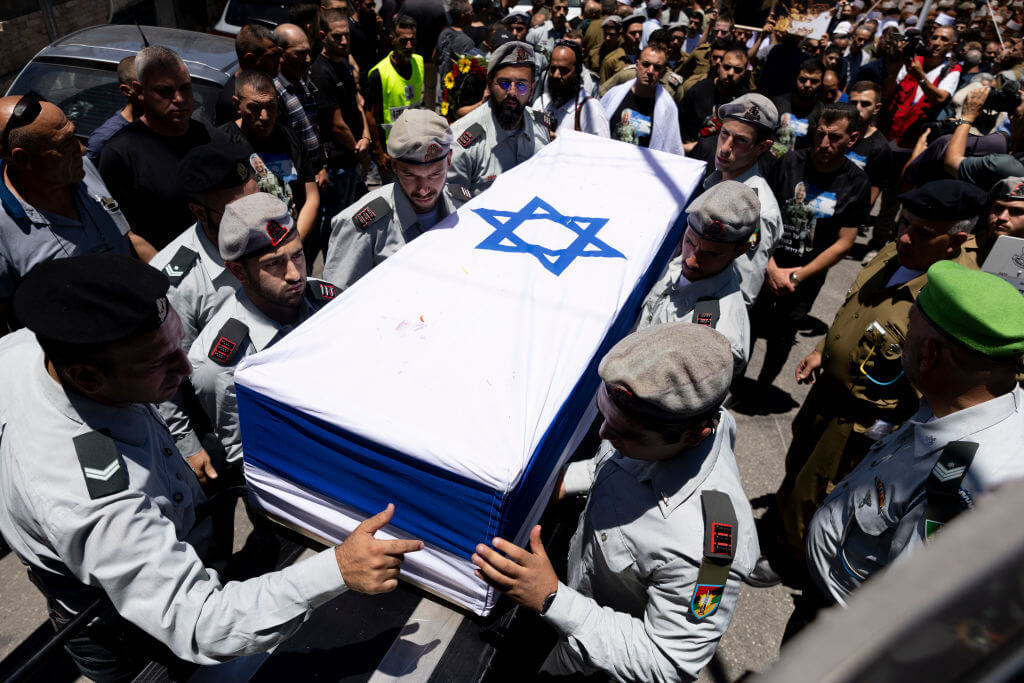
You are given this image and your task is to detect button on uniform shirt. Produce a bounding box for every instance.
[189,285,331,463]
[0,158,131,299]
[806,386,1024,606]
[150,224,243,458]
[541,410,759,681]
[703,165,784,308]
[639,259,751,374]
[448,102,553,196]
[323,182,465,289]
[0,330,347,662]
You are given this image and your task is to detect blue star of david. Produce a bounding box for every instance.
[472,196,625,276]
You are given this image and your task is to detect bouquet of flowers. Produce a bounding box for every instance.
[440,54,488,122]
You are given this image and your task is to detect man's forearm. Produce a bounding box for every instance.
[796,227,858,280]
[943,119,973,177]
[296,182,320,241]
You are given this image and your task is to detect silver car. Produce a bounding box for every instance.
[4,24,238,141]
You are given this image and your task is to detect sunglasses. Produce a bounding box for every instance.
[495,78,531,95]
[2,91,45,153]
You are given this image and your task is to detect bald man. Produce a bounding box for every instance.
[0,95,138,333]
[273,23,327,181]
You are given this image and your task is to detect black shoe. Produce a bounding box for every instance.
[744,556,782,588]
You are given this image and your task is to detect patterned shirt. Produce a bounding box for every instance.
[275,73,324,165]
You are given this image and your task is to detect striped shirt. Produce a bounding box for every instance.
[275,73,324,164]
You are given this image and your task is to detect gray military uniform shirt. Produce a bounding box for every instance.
[639,259,751,374]
[150,223,243,458]
[189,281,336,463]
[0,158,131,298]
[806,386,1024,606]
[0,330,346,663]
[542,410,759,682]
[703,165,783,308]
[448,103,553,196]
[323,182,468,290]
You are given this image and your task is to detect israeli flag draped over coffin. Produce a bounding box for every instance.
[235,133,706,615]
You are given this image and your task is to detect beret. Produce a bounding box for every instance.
[219,192,296,261]
[622,13,646,27]
[599,322,733,419]
[179,139,252,195]
[718,93,779,131]
[686,180,760,243]
[490,28,515,49]
[501,11,530,25]
[989,175,1024,202]
[488,40,536,77]
[603,15,623,26]
[14,253,170,345]
[387,109,453,163]
[899,180,987,221]
[918,260,1024,358]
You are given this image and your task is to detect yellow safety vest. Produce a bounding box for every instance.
[369,53,424,140]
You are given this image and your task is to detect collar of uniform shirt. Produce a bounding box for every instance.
[670,255,735,295]
[911,387,1021,460]
[236,290,298,350]
[192,223,230,281]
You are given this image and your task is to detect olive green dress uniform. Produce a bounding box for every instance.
[775,237,981,556]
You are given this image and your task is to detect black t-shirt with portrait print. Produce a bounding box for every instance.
[219,121,316,214]
[766,148,871,270]
[611,90,655,148]
[845,128,894,189]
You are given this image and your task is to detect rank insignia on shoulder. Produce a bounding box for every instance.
[163,246,199,286]
[693,298,720,328]
[354,197,393,230]
[307,279,340,302]
[531,109,557,133]
[208,318,249,366]
[457,123,485,148]
[74,431,129,500]
[690,583,724,620]
[447,183,472,203]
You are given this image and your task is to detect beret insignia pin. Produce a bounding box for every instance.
[266,219,288,246]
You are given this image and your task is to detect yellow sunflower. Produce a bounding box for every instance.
[458,58,471,73]
[444,72,455,89]
[440,101,450,116]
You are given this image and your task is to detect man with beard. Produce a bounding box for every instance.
[531,41,610,136]
[325,110,470,288]
[449,41,553,195]
[367,15,424,176]
[600,14,644,82]
[677,46,749,142]
[601,44,683,154]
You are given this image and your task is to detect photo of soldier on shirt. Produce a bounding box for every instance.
[614,108,651,146]
[249,152,293,206]
[779,181,837,258]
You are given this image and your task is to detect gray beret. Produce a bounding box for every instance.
[599,322,733,419]
[990,176,1024,202]
[219,192,296,261]
[718,93,779,132]
[602,15,622,26]
[686,181,760,243]
[387,109,453,163]
[488,40,536,77]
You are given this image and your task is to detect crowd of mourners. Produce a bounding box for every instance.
[2,0,1024,680]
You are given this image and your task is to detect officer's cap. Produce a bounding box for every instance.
[718,93,779,133]
[488,40,536,78]
[14,254,170,345]
[599,322,733,419]
[989,176,1024,202]
[179,139,252,196]
[218,192,296,261]
[501,11,530,26]
[686,181,760,243]
[622,13,646,27]
[899,180,987,221]
[387,109,454,164]
[917,261,1024,358]
[490,28,515,50]
[602,15,622,26]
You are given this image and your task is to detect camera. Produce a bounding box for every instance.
[901,30,931,59]
[985,81,1022,113]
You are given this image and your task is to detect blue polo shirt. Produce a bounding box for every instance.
[0,158,131,298]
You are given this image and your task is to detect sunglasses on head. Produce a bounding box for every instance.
[2,91,45,154]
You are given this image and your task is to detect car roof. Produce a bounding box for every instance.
[32,24,237,85]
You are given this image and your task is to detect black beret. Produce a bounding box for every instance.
[179,138,253,196]
[14,254,171,345]
[899,179,987,221]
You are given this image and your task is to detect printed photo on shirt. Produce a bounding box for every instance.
[846,150,867,169]
[778,181,837,257]
[614,108,651,145]
[771,113,809,158]
[249,153,293,206]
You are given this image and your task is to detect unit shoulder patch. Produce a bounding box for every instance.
[457,123,486,149]
[207,318,250,367]
[74,431,129,500]
[353,197,393,230]
[162,246,199,286]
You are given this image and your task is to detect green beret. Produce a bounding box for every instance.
[917,261,1024,358]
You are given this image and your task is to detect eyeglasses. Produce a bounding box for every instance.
[495,78,532,95]
[2,91,45,153]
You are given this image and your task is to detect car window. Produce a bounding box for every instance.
[8,61,223,140]
[226,0,299,28]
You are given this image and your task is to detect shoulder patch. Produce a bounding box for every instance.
[531,109,557,134]
[307,279,340,303]
[162,246,199,286]
[207,318,250,367]
[74,431,129,500]
[447,182,473,203]
[354,197,393,230]
[457,123,486,148]
[693,297,721,328]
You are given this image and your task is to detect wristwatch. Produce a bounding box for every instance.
[789,270,801,286]
[540,589,558,615]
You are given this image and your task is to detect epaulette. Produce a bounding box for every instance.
[74,431,129,500]
[161,246,199,287]
[457,123,486,149]
[693,297,721,329]
[207,318,250,367]
[691,490,737,620]
[447,182,473,204]
[307,279,340,303]
[923,440,979,540]
[531,109,557,135]
[353,197,392,230]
